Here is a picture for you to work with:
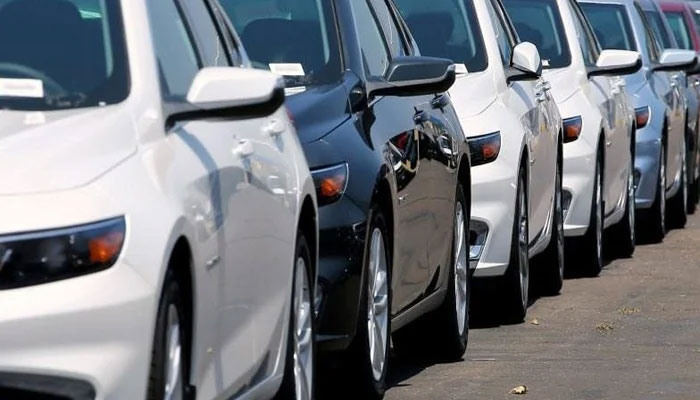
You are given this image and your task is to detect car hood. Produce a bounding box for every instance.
[285,82,351,145]
[544,67,580,103]
[0,105,137,195]
[448,71,497,119]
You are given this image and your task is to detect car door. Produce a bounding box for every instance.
[572,0,631,212]
[351,0,432,314]
[379,0,459,288]
[488,0,554,241]
[174,0,297,395]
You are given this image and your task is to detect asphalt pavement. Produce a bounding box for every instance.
[384,212,700,400]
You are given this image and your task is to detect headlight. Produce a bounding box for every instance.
[468,131,501,166]
[311,163,348,206]
[0,217,125,290]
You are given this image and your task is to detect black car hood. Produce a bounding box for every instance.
[285,82,351,144]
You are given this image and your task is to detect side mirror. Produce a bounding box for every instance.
[588,50,642,77]
[506,42,542,82]
[653,49,697,72]
[187,67,284,111]
[369,56,456,97]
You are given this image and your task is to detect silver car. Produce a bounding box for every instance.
[579,0,697,242]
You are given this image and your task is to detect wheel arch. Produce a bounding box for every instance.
[298,195,318,291]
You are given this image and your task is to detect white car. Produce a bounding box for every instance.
[398,0,564,321]
[0,1,317,399]
[505,0,641,275]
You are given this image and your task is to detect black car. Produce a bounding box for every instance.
[222,0,472,396]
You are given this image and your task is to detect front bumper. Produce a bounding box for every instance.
[0,260,156,399]
[562,136,597,238]
[314,198,367,353]
[469,158,518,278]
[0,372,95,399]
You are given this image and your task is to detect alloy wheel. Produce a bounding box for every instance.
[454,202,468,336]
[164,304,183,400]
[555,163,565,279]
[367,228,389,382]
[293,257,313,400]
[628,158,636,244]
[517,184,529,309]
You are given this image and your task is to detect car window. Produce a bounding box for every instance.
[581,3,637,51]
[568,0,598,67]
[645,10,674,49]
[692,10,700,37]
[147,0,201,99]
[0,0,129,111]
[503,0,572,68]
[486,0,515,66]
[352,0,392,77]
[664,11,693,50]
[395,0,487,72]
[635,4,661,61]
[180,0,229,67]
[370,0,407,57]
[220,0,342,87]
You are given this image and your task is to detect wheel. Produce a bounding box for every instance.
[575,151,603,276]
[392,185,469,361]
[275,232,315,400]
[536,154,565,296]
[501,166,529,322]
[609,149,636,258]
[690,177,700,214]
[686,128,697,215]
[147,270,187,400]
[639,143,666,243]
[667,140,688,229]
[348,207,391,399]
[432,184,470,358]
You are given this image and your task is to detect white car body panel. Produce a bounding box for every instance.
[0,1,317,399]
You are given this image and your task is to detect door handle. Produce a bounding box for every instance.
[233,139,254,158]
[263,119,286,137]
[431,94,450,109]
[535,91,546,102]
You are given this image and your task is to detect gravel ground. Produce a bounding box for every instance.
[384,212,700,400]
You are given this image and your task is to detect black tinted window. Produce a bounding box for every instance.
[395,0,488,72]
[504,0,571,68]
[645,10,674,48]
[664,11,693,50]
[581,3,637,51]
[371,0,406,57]
[0,0,129,111]
[221,0,342,87]
[352,0,392,77]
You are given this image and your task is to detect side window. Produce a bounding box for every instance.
[370,0,407,57]
[147,0,201,99]
[635,4,660,62]
[568,0,597,66]
[486,0,514,66]
[180,0,230,67]
[352,0,391,77]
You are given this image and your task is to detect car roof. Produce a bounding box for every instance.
[578,0,633,7]
[657,0,688,12]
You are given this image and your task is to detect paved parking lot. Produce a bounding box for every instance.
[384,213,700,400]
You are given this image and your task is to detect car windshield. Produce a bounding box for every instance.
[0,0,129,111]
[394,0,488,73]
[664,11,693,50]
[503,0,571,68]
[645,10,674,48]
[580,3,637,51]
[220,0,342,88]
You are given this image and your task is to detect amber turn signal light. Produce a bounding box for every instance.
[468,131,501,166]
[312,163,349,206]
[635,106,650,129]
[563,116,583,143]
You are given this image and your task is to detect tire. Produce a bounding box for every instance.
[501,166,529,322]
[609,148,636,258]
[575,151,604,277]
[536,152,565,296]
[686,127,697,215]
[639,143,666,243]
[690,177,699,214]
[147,270,187,400]
[348,207,391,400]
[667,140,688,229]
[275,232,315,400]
[433,184,470,358]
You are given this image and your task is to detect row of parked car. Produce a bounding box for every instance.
[0,0,698,399]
